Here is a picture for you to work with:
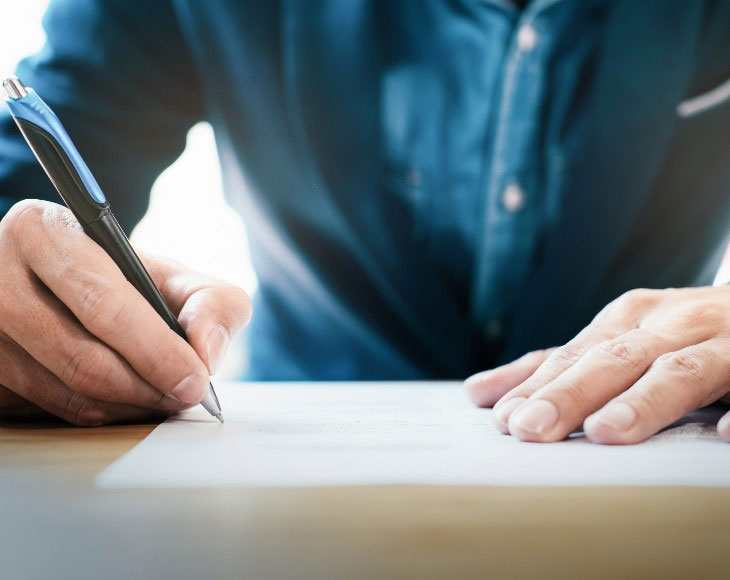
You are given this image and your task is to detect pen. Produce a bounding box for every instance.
[2,75,224,423]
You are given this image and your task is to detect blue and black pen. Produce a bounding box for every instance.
[2,75,224,423]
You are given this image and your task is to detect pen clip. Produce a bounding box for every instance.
[3,77,109,223]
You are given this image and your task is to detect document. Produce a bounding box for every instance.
[96,382,730,487]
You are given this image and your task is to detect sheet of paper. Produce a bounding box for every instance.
[97,382,730,487]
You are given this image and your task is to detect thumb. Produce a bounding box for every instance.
[464,348,555,408]
[139,252,252,375]
[177,286,252,375]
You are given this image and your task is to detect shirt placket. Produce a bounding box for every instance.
[470,3,559,341]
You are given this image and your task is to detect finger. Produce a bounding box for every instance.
[493,290,666,425]
[0,336,165,426]
[464,349,554,408]
[17,205,211,404]
[507,329,681,442]
[490,326,614,433]
[584,339,730,445]
[141,252,252,374]
[0,267,184,411]
[178,288,251,375]
[718,410,730,443]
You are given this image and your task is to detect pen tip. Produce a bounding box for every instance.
[214,413,224,424]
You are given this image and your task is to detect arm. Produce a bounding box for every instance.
[0,0,251,424]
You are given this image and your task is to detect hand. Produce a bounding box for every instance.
[464,286,730,444]
[0,200,251,426]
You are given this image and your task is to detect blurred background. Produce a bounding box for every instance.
[2,1,728,363]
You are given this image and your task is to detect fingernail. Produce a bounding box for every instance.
[206,324,230,376]
[510,399,559,435]
[590,402,637,431]
[494,397,527,427]
[170,374,209,404]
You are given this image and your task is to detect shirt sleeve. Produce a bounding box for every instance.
[0,0,203,231]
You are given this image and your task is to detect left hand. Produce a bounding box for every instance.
[464,286,730,444]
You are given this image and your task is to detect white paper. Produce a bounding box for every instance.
[96,382,730,488]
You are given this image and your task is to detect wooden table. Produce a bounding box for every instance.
[2,420,729,580]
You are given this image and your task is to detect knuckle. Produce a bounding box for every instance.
[613,288,660,315]
[76,279,126,338]
[594,337,648,369]
[3,199,46,226]
[547,343,584,370]
[0,200,47,249]
[655,351,710,383]
[60,345,115,394]
[525,348,549,363]
[64,392,109,427]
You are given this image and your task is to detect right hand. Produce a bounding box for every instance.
[0,200,252,426]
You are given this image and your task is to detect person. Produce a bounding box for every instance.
[0,1,729,445]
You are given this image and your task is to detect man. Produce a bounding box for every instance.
[0,0,729,444]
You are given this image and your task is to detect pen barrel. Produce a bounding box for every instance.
[7,84,222,418]
[84,212,188,340]
[11,119,185,339]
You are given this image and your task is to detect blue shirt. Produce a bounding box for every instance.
[1,1,729,380]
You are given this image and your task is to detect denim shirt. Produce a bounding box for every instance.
[381,0,606,339]
[1,1,729,380]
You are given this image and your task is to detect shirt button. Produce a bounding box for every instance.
[502,183,526,213]
[517,23,538,52]
[406,168,422,187]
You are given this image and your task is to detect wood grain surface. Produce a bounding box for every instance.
[1,420,729,580]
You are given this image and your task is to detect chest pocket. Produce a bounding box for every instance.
[382,162,429,244]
